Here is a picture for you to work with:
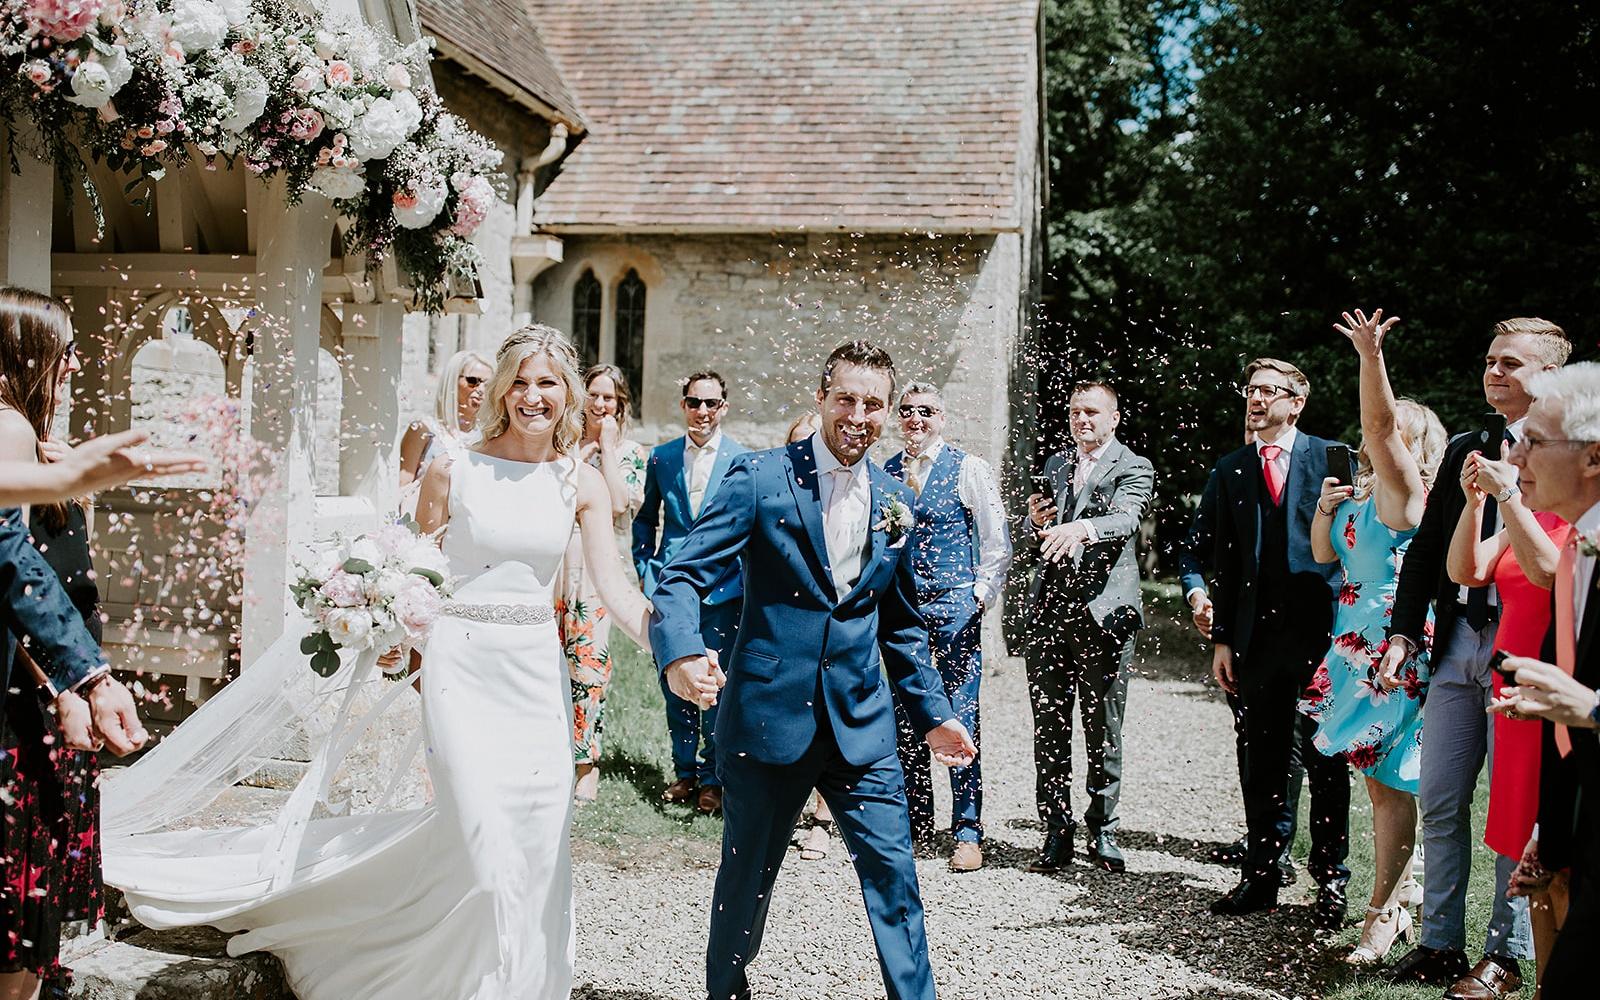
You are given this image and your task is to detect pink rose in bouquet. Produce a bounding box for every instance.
[448,171,493,237]
[285,108,325,141]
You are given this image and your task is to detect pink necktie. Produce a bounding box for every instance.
[1554,536,1578,757]
[1260,444,1284,505]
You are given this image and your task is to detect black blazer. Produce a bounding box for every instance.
[1209,432,1344,660]
[1537,565,1600,874]
[1390,430,1502,661]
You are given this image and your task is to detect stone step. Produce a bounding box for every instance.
[67,925,289,1000]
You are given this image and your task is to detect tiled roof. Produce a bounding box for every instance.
[419,0,585,129]
[525,0,1039,233]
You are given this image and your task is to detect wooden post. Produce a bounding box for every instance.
[241,176,333,664]
[0,124,54,292]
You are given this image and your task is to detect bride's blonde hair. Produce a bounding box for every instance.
[478,324,585,453]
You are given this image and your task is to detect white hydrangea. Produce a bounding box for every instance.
[216,0,251,25]
[347,96,416,160]
[312,164,367,200]
[390,90,423,134]
[65,45,132,109]
[221,65,268,132]
[170,0,230,54]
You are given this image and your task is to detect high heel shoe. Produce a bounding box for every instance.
[1345,903,1414,965]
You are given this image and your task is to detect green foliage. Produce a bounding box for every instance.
[1041,0,1600,547]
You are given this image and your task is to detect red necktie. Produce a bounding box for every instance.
[1260,444,1285,505]
[1553,536,1578,757]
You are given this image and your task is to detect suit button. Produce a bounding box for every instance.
[822,659,830,670]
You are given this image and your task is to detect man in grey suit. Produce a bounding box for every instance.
[1023,381,1155,874]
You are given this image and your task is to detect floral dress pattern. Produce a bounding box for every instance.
[561,438,647,765]
[1,505,102,995]
[1298,496,1433,793]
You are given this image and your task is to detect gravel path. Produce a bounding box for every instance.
[569,653,1340,1000]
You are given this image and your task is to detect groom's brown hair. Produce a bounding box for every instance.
[820,340,896,397]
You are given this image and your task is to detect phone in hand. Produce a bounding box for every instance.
[1481,412,1509,452]
[1325,445,1357,487]
[1489,649,1517,683]
[1031,473,1055,505]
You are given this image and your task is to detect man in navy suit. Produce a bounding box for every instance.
[1183,358,1351,922]
[650,341,975,1000]
[633,370,750,814]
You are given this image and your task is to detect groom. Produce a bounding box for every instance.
[650,340,976,1000]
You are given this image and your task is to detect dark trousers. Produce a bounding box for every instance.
[1232,625,1351,886]
[660,600,738,787]
[708,736,934,1000]
[892,588,984,843]
[1025,601,1135,836]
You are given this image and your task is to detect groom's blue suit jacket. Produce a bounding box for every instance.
[649,437,957,767]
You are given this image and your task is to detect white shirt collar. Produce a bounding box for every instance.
[1507,416,1527,442]
[1575,498,1600,539]
[686,430,723,455]
[812,431,867,480]
[1077,437,1114,464]
[1255,426,1299,457]
[907,438,944,464]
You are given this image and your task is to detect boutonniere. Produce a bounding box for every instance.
[874,495,914,546]
[1580,531,1600,558]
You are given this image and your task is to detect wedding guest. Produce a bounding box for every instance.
[0,429,204,505]
[785,409,834,862]
[1188,357,1352,924]
[1296,310,1445,963]
[885,382,1013,871]
[563,365,650,801]
[398,349,490,488]
[0,288,145,999]
[1022,382,1152,875]
[1493,361,1600,999]
[1381,318,1569,993]
[633,371,749,814]
[1448,427,1568,989]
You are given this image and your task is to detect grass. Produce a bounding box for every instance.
[576,586,1510,998]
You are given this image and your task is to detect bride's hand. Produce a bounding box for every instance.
[665,654,723,708]
[377,647,405,672]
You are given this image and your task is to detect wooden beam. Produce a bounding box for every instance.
[51,252,257,292]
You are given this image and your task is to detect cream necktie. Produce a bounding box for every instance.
[824,466,863,597]
[907,454,930,496]
[688,443,712,517]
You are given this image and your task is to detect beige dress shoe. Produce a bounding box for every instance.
[949,842,983,872]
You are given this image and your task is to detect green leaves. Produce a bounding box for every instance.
[342,557,375,575]
[410,567,444,587]
[300,630,342,678]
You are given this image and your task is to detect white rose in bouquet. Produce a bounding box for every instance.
[66,60,112,108]
[326,608,373,649]
[290,62,325,94]
[312,165,367,200]
[390,90,423,134]
[385,64,411,91]
[369,569,410,605]
[408,541,451,579]
[313,28,337,59]
[171,0,230,54]
[221,65,268,132]
[392,172,447,229]
[216,0,250,25]
[347,536,385,569]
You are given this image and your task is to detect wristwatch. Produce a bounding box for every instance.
[1494,483,1520,504]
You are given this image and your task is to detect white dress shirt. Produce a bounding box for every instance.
[904,439,1014,608]
[813,433,870,599]
[1571,498,1600,631]
[684,430,723,518]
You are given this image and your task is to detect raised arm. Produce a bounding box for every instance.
[1336,308,1425,531]
[575,462,651,649]
[1446,462,1504,587]
[0,431,206,506]
[1472,450,1560,589]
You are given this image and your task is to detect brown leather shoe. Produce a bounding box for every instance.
[695,785,723,815]
[949,842,983,872]
[1443,957,1523,1000]
[661,778,697,803]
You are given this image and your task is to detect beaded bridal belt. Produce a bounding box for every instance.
[443,602,556,626]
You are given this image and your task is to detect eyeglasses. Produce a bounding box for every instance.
[1237,383,1300,401]
[683,396,725,411]
[899,405,942,419]
[461,375,486,388]
[62,342,78,361]
[1512,433,1597,453]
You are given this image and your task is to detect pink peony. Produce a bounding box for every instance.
[285,108,325,141]
[393,577,443,638]
[24,0,102,42]
[326,60,355,87]
[321,570,366,608]
[448,172,494,237]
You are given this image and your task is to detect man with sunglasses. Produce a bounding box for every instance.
[633,370,749,815]
[1022,381,1153,876]
[1181,358,1353,923]
[883,382,1012,871]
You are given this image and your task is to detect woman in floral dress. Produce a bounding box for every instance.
[562,365,648,801]
[1298,309,1446,965]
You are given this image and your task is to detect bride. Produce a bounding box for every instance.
[103,326,652,1000]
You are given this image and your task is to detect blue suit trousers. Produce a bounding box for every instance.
[893,589,983,842]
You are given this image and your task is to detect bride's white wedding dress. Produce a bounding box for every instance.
[104,452,579,1000]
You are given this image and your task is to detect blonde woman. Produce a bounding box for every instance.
[563,364,649,801]
[398,349,492,487]
[1298,309,1447,965]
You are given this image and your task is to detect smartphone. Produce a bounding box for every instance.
[1489,649,1517,683]
[1031,473,1055,504]
[1325,445,1356,487]
[1481,412,1509,451]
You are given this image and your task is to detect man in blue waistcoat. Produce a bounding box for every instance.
[884,381,1012,872]
[651,340,975,1000]
[633,370,749,814]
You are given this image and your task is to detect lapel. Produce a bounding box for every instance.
[666,437,691,516]
[1231,443,1264,560]
[1072,440,1126,520]
[1052,451,1074,525]
[702,437,738,510]
[1285,431,1312,513]
[786,438,834,592]
[840,466,889,607]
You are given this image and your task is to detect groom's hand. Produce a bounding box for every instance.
[665,654,725,709]
[925,720,976,768]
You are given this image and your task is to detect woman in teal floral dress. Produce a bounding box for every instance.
[562,365,648,801]
[1298,309,1446,965]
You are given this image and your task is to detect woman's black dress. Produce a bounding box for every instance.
[0,503,103,989]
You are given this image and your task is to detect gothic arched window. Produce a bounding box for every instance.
[614,269,647,410]
[572,269,602,366]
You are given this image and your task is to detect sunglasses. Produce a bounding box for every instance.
[899,405,941,419]
[461,375,486,388]
[683,396,725,411]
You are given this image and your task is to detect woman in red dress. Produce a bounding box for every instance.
[1447,449,1569,993]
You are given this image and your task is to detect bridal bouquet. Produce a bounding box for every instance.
[290,519,453,677]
